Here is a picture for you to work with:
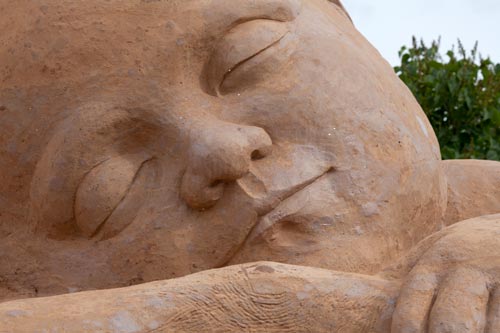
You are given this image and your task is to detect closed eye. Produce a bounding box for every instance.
[220,31,288,90]
[74,154,151,238]
[206,19,289,95]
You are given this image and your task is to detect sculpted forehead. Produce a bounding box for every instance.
[0,0,308,88]
[0,0,357,89]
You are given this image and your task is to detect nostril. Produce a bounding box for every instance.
[180,172,225,211]
[251,149,266,161]
[210,179,224,187]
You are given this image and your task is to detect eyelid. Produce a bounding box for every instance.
[206,19,289,95]
[74,154,149,238]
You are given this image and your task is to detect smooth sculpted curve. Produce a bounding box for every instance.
[0,0,499,332]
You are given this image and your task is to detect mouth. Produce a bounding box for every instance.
[236,166,334,240]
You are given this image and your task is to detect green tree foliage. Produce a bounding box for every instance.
[395,38,500,160]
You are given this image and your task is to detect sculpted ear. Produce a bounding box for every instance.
[328,0,352,22]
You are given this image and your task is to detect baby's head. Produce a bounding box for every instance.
[0,0,445,294]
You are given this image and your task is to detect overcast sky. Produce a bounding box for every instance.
[342,0,500,65]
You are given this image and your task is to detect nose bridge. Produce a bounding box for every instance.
[180,118,272,210]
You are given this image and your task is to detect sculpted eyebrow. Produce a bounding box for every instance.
[235,0,301,21]
[206,0,302,30]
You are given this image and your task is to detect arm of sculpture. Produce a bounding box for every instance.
[0,262,399,333]
[442,159,500,226]
[384,213,500,332]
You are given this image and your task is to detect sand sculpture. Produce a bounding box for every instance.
[0,0,499,331]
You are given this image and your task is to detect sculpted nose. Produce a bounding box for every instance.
[180,122,272,210]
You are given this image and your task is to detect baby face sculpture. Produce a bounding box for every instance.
[0,0,445,293]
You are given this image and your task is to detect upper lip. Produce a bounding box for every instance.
[236,166,334,231]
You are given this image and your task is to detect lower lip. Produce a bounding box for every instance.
[246,172,331,241]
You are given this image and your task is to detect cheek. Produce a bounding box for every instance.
[103,180,260,278]
[219,75,339,149]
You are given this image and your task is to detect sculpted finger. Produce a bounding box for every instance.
[392,267,438,333]
[429,268,489,333]
[486,289,500,333]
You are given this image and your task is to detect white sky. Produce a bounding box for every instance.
[342,0,500,65]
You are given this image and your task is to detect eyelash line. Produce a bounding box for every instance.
[216,31,289,96]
